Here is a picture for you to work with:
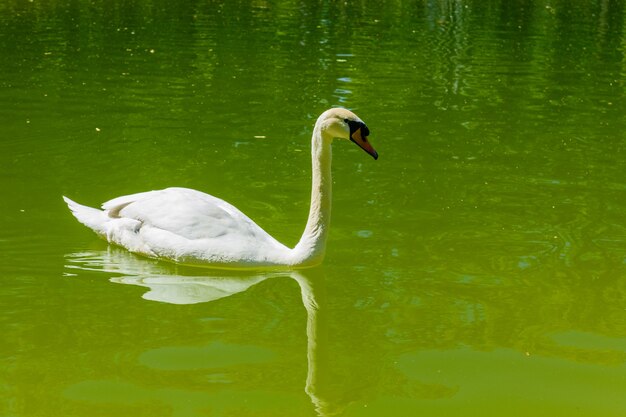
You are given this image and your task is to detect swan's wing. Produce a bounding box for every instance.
[107,187,275,243]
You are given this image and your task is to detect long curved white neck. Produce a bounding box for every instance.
[291,123,333,266]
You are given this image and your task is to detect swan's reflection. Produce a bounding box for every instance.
[65,248,342,417]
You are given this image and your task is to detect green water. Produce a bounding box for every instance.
[2,0,626,415]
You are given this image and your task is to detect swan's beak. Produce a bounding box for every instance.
[350,127,378,160]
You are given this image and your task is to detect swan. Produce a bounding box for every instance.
[63,108,378,269]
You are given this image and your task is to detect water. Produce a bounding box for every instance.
[2,0,626,416]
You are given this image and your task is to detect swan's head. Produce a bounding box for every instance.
[318,108,378,160]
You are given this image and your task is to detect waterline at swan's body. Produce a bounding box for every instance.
[63,108,377,269]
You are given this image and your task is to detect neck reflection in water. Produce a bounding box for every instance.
[65,248,344,417]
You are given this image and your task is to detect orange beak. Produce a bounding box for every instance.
[350,127,378,160]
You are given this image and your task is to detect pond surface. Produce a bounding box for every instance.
[1,0,626,416]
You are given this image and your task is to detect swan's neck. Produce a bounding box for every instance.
[292,126,333,266]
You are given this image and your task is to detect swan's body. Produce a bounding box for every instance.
[64,108,377,269]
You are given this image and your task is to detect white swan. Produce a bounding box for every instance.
[63,108,377,269]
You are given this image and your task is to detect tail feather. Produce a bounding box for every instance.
[63,196,108,237]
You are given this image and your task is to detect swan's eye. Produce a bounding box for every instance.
[344,118,349,123]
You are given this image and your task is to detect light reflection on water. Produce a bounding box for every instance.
[65,249,345,417]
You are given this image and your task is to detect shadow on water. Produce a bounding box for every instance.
[64,248,345,417]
